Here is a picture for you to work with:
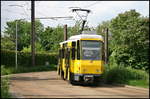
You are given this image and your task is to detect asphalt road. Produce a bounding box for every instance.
[9,71,149,98]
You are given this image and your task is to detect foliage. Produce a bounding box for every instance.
[97,9,149,71]
[22,42,45,52]
[1,65,12,75]
[35,20,45,42]
[68,21,81,36]
[39,23,80,52]
[1,66,11,98]
[127,80,149,88]
[22,45,31,52]
[102,63,149,85]
[3,20,44,51]
[96,21,110,37]
[1,65,57,76]
[1,36,15,50]
[39,26,64,52]
[1,49,58,67]
[2,19,81,52]
[110,10,149,71]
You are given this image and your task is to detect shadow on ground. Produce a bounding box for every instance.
[72,83,125,87]
[10,76,60,81]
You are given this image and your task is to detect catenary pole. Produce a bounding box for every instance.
[104,28,108,64]
[31,0,35,66]
[64,24,67,41]
[15,21,18,69]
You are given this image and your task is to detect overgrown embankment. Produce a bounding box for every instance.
[101,64,149,88]
[1,66,11,98]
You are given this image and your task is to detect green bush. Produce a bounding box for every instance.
[1,66,11,98]
[1,49,58,67]
[1,64,57,75]
[103,64,149,84]
[126,66,148,80]
[1,65,12,75]
[1,77,11,98]
[127,80,149,88]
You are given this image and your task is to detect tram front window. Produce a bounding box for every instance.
[81,40,102,60]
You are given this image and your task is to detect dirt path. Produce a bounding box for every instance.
[9,71,149,98]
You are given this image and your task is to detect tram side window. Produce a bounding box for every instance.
[59,49,61,59]
[77,40,80,60]
[72,42,76,60]
[72,42,76,47]
[72,48,75,60]
[62,48,64,58]
[60,49,63,59]
[66,48,69,59]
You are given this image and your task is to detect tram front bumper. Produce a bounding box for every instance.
[74,74,100,82]
[83,75,94,82]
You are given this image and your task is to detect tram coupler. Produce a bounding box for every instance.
[83,75,94,83]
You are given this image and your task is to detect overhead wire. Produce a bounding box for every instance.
[3,1,101,29]
[83,1,100,8]
[78,1,102,30]
[2,3,31,24]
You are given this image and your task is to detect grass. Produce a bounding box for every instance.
[1,67,12,98]
[1,64,57,75]
[102,63,149,88]
[127,80,149,88]
[1,77,12,98]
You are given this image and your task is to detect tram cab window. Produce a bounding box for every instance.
[81,40,102,60]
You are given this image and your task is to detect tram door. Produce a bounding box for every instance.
[65,48,70,79]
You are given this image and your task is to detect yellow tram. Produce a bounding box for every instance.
[57,31,105,85]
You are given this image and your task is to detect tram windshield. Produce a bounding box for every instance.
[81,40,102,60]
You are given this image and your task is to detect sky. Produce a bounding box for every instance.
[1,1,149,34]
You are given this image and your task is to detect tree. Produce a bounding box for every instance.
[1,36,15,50]
[3,20,44,51]
[35,20,44,43]
[108,9,149,71]
[68,20,81,37]
[50,25,64,51]
[96,21,110,36]
[39,26,54,51]
[4,20,30,51]
[22,42,45,52]
[39,25,64,52]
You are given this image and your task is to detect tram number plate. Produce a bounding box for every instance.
[84,75,93,78]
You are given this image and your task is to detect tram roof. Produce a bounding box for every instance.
[60,32,103,45]
[68,34,103,40]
